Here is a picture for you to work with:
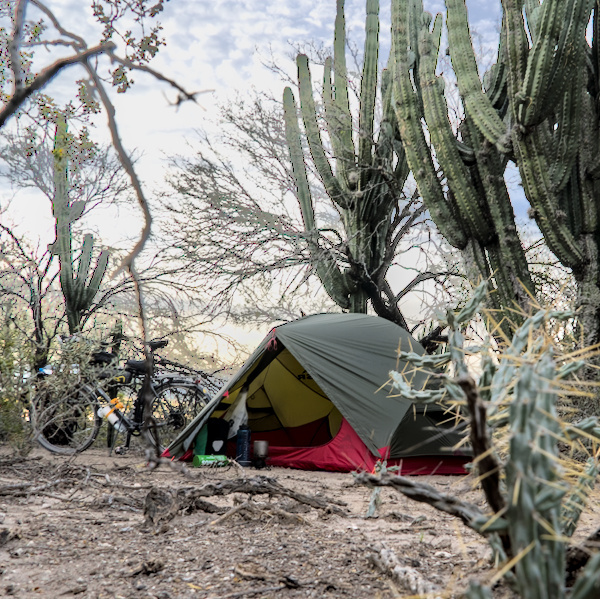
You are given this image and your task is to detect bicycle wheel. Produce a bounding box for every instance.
[32,387,101,455]
[145,383,209,452]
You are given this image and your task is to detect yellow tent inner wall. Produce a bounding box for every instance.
[212,349,343,445]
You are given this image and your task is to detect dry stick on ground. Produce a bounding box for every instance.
[143,476,348,527]
[0,480,63,497]
[180,476,349,513]
[353,471,489,534]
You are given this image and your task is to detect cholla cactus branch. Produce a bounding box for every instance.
[457,376,508,541]
[384,285,600,594]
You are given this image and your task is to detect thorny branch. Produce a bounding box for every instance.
[9,0,27,93]
[0,42,117,128]
[457,375,511,558]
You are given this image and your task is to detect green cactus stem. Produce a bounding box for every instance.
[50,114,109,333]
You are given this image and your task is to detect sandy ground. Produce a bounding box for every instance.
[0,446,599,599]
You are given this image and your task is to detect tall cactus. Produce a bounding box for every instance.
[50,114,109,334]
[391,0,600,345]
[391,0,535,321]
[283,0,418,328]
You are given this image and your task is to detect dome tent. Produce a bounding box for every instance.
[163,313,470,473]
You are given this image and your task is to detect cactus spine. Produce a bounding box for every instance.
[50,114,109,334]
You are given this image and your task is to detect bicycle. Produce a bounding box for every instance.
[31,339,212,456]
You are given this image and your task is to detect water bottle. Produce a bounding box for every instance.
[98,404,126,433]
[236,425,252,467]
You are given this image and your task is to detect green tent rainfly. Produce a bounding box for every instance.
[164,313,469,473]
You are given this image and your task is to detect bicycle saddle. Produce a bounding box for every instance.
[148,339,168,351]
[124,359,149,373]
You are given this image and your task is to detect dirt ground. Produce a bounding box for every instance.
[0,446,599,599]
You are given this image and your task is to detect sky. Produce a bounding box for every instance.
[0,0,506,352]
[1,0,504,243]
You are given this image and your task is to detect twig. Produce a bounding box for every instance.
[0,42,116,128]
[209,499,254,526]
[110,52,209,107]
[84,66,151,274]
[0,479,62,496]
[353,472,494,535]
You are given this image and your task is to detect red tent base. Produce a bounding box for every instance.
[261,419,468,474]
[167,418,470,475]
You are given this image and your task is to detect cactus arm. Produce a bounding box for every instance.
[333,0,353,157]
[283,87,316,232]
[297,55,349,210]
[418,13,492,243]
[593,2,600,99]
[76,233,94,291]
[323,57,352,187]
[462,116,535,306]
[501,0,529,122]
[283,87,353,309]
[391,0,468,249]
[523,0,541,40]
[514,133,584,271]
[505,355,566,598]
[380,65,409,186]
[445,0,508,150]
[577,93,599,235]
[501,0,585,270]
[535,0,593,123]
[464,581,493,599]
[571,553,600,599]
[83,248,109,307]
[561,457,600,538]
[548,78,583,194]
[516,0,570,126]
[357,0,379,181]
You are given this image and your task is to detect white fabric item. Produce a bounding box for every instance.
[224,385,248,439]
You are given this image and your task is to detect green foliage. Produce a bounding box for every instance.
[0,312,32,454]
[391,283,600,596]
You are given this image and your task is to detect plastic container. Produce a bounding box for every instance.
[236,425,252,467]
[98,404,126,433]
[192,454,229,467]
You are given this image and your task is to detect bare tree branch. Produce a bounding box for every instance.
[0,42,116,128]
[84,62,150,273]
[9,0,28,94]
